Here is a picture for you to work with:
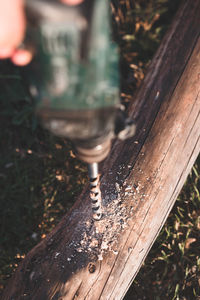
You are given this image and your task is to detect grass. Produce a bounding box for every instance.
[0,0,199,298]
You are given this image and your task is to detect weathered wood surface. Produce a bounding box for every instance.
[3,0,200,299]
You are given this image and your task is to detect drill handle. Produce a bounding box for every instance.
[23,0,95,58]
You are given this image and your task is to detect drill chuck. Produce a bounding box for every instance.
[76,139,111,164]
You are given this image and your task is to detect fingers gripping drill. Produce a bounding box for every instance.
[24,0,135,220]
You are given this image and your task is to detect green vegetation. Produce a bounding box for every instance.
[0,0,199,299]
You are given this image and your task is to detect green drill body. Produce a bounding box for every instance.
[25,0,120,148]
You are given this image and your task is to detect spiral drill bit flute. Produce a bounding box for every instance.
[88,163,102,220]
[24,0,135,220]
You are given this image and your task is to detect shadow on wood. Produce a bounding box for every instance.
[2,0,200,299]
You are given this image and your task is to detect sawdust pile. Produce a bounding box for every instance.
[74,164,139,261]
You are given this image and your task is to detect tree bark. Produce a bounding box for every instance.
[3,0,200,299]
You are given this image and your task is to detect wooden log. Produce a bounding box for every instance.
[3,0,200,299]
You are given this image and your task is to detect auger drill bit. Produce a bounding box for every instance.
[88,163,102,220]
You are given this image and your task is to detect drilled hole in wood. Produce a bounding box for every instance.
[88,263,96,273]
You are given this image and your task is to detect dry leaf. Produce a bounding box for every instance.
[185,238,196,249]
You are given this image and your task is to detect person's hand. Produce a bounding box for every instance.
[0,0,84,66]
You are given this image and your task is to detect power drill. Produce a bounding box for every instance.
[24,0,135,220]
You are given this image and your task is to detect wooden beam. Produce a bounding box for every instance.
[3,0,200,299]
